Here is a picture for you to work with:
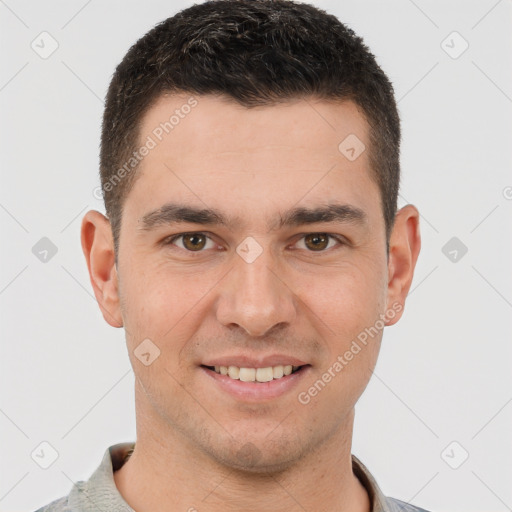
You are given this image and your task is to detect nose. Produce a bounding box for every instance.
[215,243,297,337]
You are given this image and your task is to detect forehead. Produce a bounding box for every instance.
[125,93,381,229]
[139,93,370,163]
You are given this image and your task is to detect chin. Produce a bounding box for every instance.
[206,434,307,475]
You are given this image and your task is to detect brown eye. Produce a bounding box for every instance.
[303,233,330,251]
[181,233,208,251]
[164,232,219,255]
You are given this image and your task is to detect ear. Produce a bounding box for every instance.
[80,210,123,328]
[385,204,421,326]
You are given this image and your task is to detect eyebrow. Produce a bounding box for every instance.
[138,202,367,233]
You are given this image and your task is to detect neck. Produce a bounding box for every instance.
[114,387,370,512]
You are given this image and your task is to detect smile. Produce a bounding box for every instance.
[200,354,310,401]
[203,364,303,382]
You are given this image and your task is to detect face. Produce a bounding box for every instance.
[83,93,419,472]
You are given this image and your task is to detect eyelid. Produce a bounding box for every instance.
[163,231,348,252]
[164,232,219,251]
[290,232,347,251]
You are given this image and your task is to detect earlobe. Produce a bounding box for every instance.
[385,204,421,326]
[80,210,123,328]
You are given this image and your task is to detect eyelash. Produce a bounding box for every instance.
[163,232,347,254]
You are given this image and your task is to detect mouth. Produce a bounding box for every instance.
[199,354,311,401]
[201,364,306,382]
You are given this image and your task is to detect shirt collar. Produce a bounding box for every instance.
[67,442,397,512]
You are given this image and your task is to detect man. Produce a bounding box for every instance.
[36,0,426,510]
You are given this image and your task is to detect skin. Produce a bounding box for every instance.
[81,93,420,512]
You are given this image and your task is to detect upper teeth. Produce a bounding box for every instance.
[213,365,301,382]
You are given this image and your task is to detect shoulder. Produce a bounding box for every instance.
[385,496,432,512]
[32,495,71,512]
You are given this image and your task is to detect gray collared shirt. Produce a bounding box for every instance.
[34,442,431,512]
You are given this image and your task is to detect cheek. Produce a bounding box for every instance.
[300,262,386,339]
[119,261,218,346]
[299,274,384,411]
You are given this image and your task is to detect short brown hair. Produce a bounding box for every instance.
[100,0,401,257]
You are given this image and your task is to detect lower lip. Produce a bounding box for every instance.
[201,366,310,401]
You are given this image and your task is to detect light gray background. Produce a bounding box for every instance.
[1,1,511,511]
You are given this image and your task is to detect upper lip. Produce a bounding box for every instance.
[201,354,308,368]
